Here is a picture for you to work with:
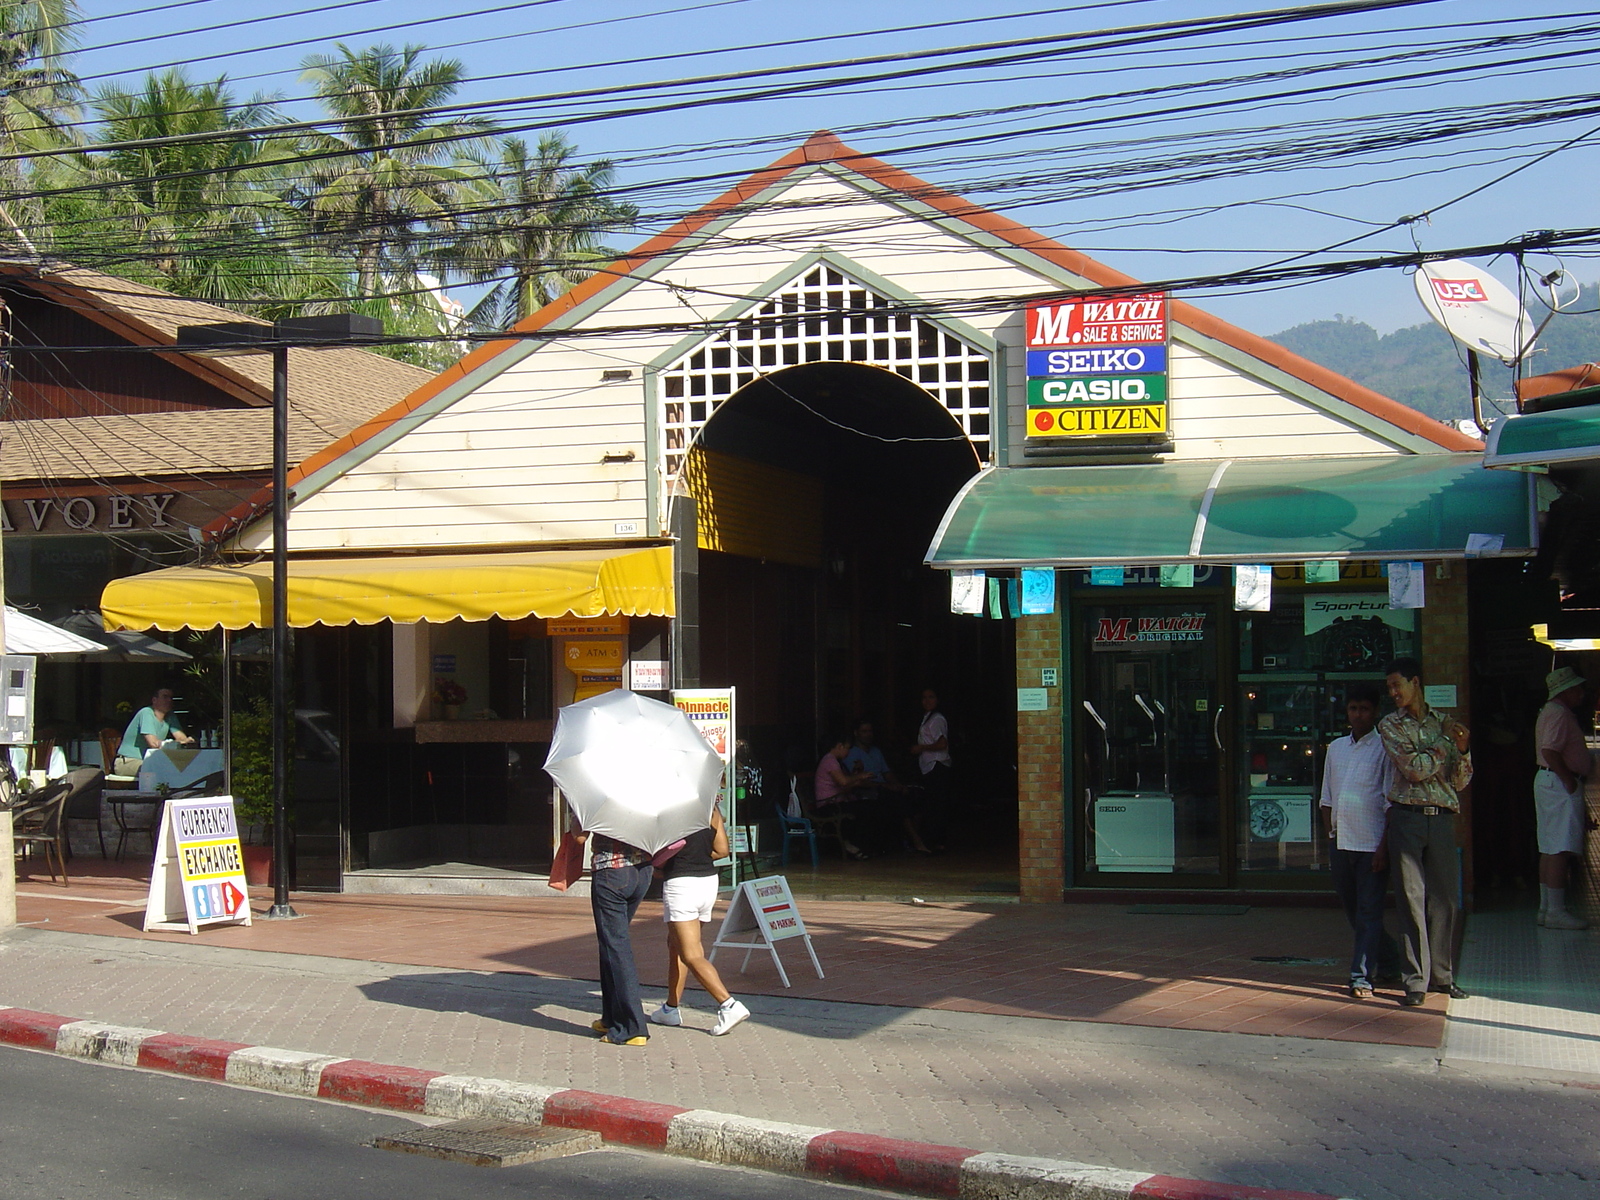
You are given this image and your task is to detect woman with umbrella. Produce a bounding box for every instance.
[650,805,751,1036]
[545,689,730,1047]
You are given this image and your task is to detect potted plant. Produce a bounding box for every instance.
[228,696,278,885]
[432,678,467,720]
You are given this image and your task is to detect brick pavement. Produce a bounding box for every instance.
[14,862,1445,1045]
[1,927,1595,1200]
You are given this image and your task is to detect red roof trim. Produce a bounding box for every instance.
[212,131,1477,539]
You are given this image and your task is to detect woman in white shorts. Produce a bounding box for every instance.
[650,807,751,1035]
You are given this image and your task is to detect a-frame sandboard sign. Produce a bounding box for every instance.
[708,875,822,988]
[143,795,253,934]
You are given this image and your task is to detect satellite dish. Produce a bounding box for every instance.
[1414,259,1536,366]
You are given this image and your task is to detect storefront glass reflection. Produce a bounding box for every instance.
[1235,592,1415,874]
[1081,603,1222,876]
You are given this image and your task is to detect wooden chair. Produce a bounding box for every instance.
[99,728,138,789]
[28,738,56,774]
[14,780,71,885]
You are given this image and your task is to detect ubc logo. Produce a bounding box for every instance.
[1430,278,1488,303]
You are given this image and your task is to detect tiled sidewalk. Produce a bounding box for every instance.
[1447,907,1600,1076]
[14,859,1444,1047]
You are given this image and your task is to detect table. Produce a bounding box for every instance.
[106,791,164,861]
[137,748,225,792]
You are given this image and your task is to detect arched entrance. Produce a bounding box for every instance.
[676,358,1017,878]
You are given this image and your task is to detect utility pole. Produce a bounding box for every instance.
[1,290,13,930]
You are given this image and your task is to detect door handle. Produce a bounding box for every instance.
[1212,703,1225,750]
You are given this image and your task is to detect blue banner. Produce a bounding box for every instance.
[1026,345,1166,377]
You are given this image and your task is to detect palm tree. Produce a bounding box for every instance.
[0,0,83,253]
[298,42,493,299]
[448,132,637,330]
[47,68,350,312]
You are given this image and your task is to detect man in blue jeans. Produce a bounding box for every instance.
[1320,683,1397,1000]
[576,829,653,1045]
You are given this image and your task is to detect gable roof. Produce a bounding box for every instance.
[208,132,1478,540]
[0,258,433,485]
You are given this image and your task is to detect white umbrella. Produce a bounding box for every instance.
[544,688,723,855]
[3,607,104,655]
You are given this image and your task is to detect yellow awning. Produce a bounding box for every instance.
[102,546,675,631]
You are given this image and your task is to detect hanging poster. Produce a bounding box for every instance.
[950,569,986,615]
[1089,566,1124,587]
[987,576,1003,619]
[1388,561,1426,609]
[1234,565,1272,612]
[1020,568,1055,615]
[1158,564,1195,588]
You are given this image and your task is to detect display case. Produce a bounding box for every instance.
[1234,590,1416,875]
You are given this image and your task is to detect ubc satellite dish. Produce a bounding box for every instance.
[1414,259,1536,365]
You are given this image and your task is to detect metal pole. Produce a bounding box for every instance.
[266,345,297,919]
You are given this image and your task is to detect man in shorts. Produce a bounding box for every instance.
[1535,666,1594,930]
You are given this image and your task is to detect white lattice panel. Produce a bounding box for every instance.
[661,264,992,476]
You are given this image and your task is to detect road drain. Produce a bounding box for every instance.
[371,1120,602,1166]
[1251,955,1340,966]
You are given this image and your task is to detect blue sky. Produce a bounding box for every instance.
[70,0,1600,336]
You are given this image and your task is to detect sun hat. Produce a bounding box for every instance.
[1546,666,1586,701]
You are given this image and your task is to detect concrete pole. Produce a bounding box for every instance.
[1,500,14,930]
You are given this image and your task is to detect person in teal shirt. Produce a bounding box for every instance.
[114,687,193,776]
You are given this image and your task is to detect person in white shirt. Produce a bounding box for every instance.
[908,688,951,854]
[1320,683,1397,1000]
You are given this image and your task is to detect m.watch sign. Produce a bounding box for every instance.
[1024,293,1170,443]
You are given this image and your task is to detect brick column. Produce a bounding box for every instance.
[1015,612,1065,903]
[1420,560,1473,897]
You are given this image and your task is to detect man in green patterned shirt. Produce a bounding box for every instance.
[1379,656,1472,1009]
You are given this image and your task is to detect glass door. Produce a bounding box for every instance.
[1079,603,1225,880]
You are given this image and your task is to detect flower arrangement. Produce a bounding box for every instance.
[432,678,467,705]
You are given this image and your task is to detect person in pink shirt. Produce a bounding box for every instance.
[814,733,871,860]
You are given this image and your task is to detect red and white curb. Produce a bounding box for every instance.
[0,1004,1352,1200]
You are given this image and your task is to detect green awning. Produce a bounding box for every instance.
[1484,404,1600,468]
[926,454,1533,567]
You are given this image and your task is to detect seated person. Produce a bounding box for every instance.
[844,718,927,854]
[115,687,194,777]
[814,732,872,860]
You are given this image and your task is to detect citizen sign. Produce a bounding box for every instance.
[1,493,179,533]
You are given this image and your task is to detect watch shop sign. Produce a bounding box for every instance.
[1025,292,1170,442]
[1,492,182,534]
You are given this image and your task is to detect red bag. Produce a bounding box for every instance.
[549,830,585,892]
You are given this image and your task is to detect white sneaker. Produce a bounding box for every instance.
[1543,909,1590,930]
[710,999,750,1036]
[649,1003,682,1026]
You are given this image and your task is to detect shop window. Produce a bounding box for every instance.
[1235,591,1415,874]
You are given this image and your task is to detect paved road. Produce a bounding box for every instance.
[3,928,1597,1200]
[0,1044,891,1200]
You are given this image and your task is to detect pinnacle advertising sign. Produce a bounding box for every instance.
[1024,293,1170,441]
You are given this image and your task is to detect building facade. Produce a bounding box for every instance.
[103,135,1532,898]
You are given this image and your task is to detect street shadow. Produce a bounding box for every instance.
[357,970,606,1040]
